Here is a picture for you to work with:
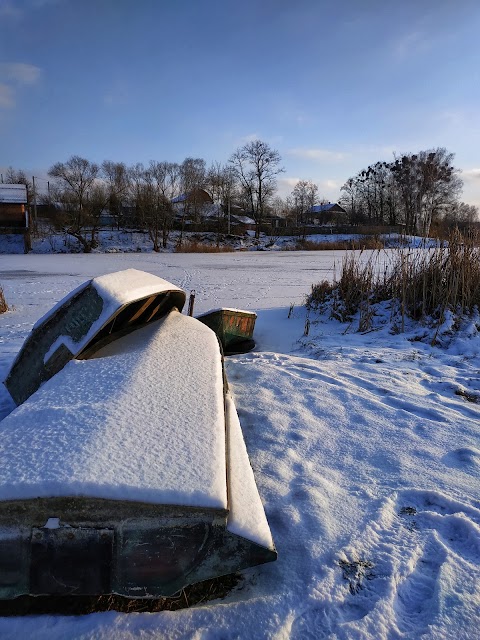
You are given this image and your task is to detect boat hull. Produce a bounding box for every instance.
[197,309,256,354]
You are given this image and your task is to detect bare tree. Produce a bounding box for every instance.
[102,161,130,230]
[389,149,462,235]
[48,156,106,252]
[442,201,478,231]
[148,161,180,249]
[4,167,33,195]
[206,162,238,242]
[291,180,318,237]
[177,158,207,244]
[229,140,284,238]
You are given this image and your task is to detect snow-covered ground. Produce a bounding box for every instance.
[0,252,479,639]
[0,229,438,254]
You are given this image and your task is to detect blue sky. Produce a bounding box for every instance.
[1,0,479,205]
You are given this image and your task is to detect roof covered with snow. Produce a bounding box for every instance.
[0,184,27,204]
[309,202,345,214]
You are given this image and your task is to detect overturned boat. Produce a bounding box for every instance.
[0,270,275,599]
[5,270,186,406]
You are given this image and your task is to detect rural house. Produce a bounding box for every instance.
[0,184,31,252]
[307,202,347,226]
[172,188,213,219]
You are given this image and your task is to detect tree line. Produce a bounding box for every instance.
[3,140,289,252]
[3,144,477,252]
[339,148,477,235]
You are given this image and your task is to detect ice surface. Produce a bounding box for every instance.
[0,310,227,507]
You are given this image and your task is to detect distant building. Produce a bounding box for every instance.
[171,189,213,208]
[307,202,347,226]
[172,188,214,225]
[0,184,31,252]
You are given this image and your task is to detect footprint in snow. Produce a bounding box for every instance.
[442,446,480,472]
[393,537,446,633]
[315,489,480,635]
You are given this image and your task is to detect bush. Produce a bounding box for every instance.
[0,286,9,314]
[297,237,384,251]
[175,241,234,253]
[306,230,480,333]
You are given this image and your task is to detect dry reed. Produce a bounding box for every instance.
[175,241,234,253]
[297,237,384,251]
[0,286,9,314]
[306,230,480,333]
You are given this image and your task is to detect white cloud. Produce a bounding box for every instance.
[462,169,480,183]
[278,177,300,190]
[0,63,42,110]
[277,176,342,200]
[287,148,347,162]
[239,133,260,144]
[320,179,341,191]
[0,0,63,18]
[0,83,14,108]
[393,30,428,60]
[0,62,42,85]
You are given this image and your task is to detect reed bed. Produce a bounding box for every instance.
[306,231,480,334]
[297,237,384,251]
[0,286,9,314]
[175,241,234,253]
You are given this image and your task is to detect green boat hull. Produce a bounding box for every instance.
[197,309,256,355]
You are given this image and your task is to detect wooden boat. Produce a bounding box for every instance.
[5,269,186,406]
[0,272,275,599]
[197,308,257,355]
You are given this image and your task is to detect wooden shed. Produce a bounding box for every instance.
[0,184,31,252]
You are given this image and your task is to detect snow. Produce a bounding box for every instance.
[0,184,27,204]
[0,228,442,255]
[0,311,227,508]
[197,307,257,317]
[225,392,274,549]
[33,268,184,333]
[0,251,479,639]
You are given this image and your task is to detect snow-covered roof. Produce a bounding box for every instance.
[171,193,187,204]
[231,215,256,225]
[171,188,210,204]
[0,310,228,508]
[0,184,27,204]
[309,203,345,214]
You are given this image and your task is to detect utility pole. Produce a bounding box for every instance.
[32,176,38,233]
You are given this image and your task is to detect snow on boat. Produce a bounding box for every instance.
[0,272,275,598]
[5,269,186,406]
[197,308,257,355]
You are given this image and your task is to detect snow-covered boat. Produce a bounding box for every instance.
[197,308,257,354]
[5,269,186,406]
[0,270,276,599]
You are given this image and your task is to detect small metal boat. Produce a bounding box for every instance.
[197,308,257,355]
